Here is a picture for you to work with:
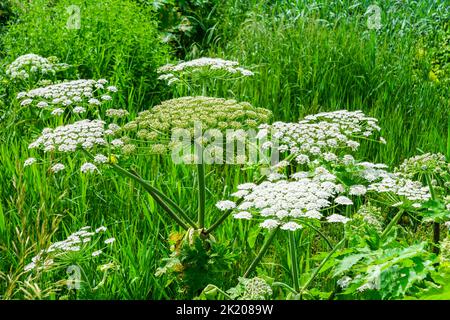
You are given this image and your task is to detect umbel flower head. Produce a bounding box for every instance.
[396,153,450,180]
[352,161,431,208]
[27,119,122,173]
[6,53,70,80]
[122,96,272,154]
[24,225,110,272]
[227,277,273,300]
[354,204,384,232]
[217,166,352,231]
[258,110,384,165]
[17,79,118,117]
[157,57,254,85]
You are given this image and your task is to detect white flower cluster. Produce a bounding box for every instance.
[27,120,122,173]
[397,153,450,180]
[17,79,117,116]
[367,174,431,206]
[24,157,37,167]
[24,226,108,272]
[106,108,129,118]
[352,161,431,206]
[81,162,98,173]
[259,110,383,165]
[355,162,390,182]
[157,57,254,85]
[219,166,352,231]
[28,119,109,153]
[238,277,273,300]
[6,54,69,80]
[356,204,384,231]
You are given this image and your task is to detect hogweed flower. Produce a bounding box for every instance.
[6,53,70,81]
[367,173,431,205]
[326,214,351,224]
[106,108,129,118]
[50,163,65,173]
[220,166,351,231]
[355,204,384,232]
[80,162,98,173]
[227,277,273,300]
[24,225,110,272]
[396,153,450,203]
[16,79,118,116]
[157,57,254,85]
[122,96,272,162]
[24,157,37,167]
[259,110,384,165]
[28,119,120,173]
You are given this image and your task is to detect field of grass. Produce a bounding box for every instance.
[0,0,449,301]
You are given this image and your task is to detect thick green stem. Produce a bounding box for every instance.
[426,175,440,254]
[288,232,300,292]
[110,163,190,230]
[244,227,279,278]
[300,238,345,297]
[380,209,404,239]
[300,220,333,249]
[433,222,441,254]
[197,162,206,229]
[129,168,197,229]
[447,110,450,160]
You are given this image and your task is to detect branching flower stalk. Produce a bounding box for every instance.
[288,232,300,292]
[425,174,440,253]
[243,227,280,278]
[197,161,206,229]
[299,238,345,299]
[380,209,405,240]
[106,161,194,231]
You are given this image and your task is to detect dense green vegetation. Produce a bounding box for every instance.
[0,0,449,300]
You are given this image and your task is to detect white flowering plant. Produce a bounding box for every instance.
[396,153,450,252]
[197,276,274,300]
[5,53,71,84]
[15,79,120,123]
[258,109,386,167]
[211,107,440,298]
[330,242,436,299]
[22,225,119,298]
[26,119,123,175]
[157,57,254,95]
[122,96,272,159]
[24,96,273,296]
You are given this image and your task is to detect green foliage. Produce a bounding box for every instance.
[156,229,238,298]
[420,200,450,223]
[331,236,437,300]
[1,0,450,300]
[203,1,449,164]
[1,0,170,109]
[140,0,220,57]
[0,0,14,29]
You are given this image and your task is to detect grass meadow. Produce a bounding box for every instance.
[0,0,449,300]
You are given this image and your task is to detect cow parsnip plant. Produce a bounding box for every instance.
[1,0,450,301]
